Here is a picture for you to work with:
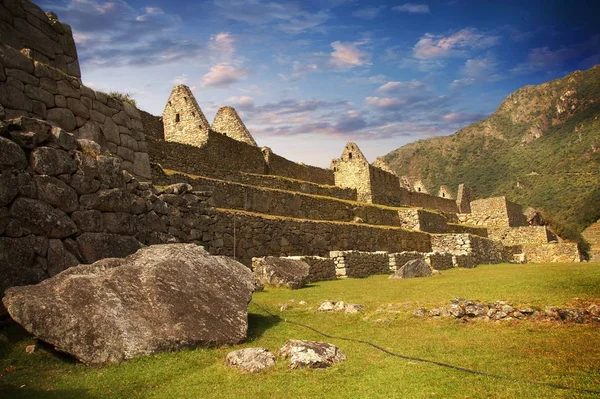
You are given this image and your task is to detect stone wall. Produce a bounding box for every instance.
[368,164,405,205]
[154,167,357,202]
[149,133,266,176]
[162,84,210,147]
[521,243,581,263]
[0,0,80,77]
[431,233,507,267]
[0,118,216,314]
[206,209,432,265]
[211,106,257,146]
[388,251,423,271]
[329,250,389,278]
[332,142,373,202]
[470,197,527,228]
[284,255,336,282]
[0,44,151,179]
[140,110,163,140]
[488,226,553,246]
[456,184,473,213]
[264,147,334,186]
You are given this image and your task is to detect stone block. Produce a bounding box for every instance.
[0,83,32,112]
[46,107,76,131]
[67,97,89,118]
[24,84,54,107]
[5,68,39,86]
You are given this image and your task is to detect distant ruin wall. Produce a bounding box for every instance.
[154,168,357,202]
[431,233,507,267]
[0,44,151,178]
[521,243,581,263]
[266,149,334,186]
[149,132,266,176]
[0,0,80,77]
[330,250,389,278]
[488,226,551,246]
[140,110,163,140]
[470,197,527,228]
[368,165,405,205]
[206,210,432,265]
[285,255,336,282]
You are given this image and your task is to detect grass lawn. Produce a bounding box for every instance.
[1,262,599,398]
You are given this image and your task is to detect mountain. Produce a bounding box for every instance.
[376,65,600,247]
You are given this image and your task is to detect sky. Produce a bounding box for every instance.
[41,0,600,168]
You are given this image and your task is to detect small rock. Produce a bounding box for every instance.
[298,300,307,305]
[317,301,335,312]
[429,308,441,317]
[25,344,36,354]
[344,304,363,314]
[448,304,465,318]
[333,301,345,312]
[225,348,276,373]
[279,339,346,369]
[279,304,289,312]
[413,308,427,317]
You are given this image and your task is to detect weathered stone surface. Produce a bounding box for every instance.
[252,256,309,289]
[102,117,120,144]
[66,97,89,118]
[80,189,133,213]
[0,235,46,309]
[47,239,79,276]
[77,120,106,148]
[30,147,77,176]
[390,259,432,279]
[24,84,54,108]
[279,340,346,369]
[46,108,76,132]
[3,244,255,366]
[49,125,78,150]
[34,175,78,213]
[0,172,18,206]
[225,348,276,373]
[0,83,32,112]
[103,212,134,235]
[133,151,151,179]
[76,232,141,263]
[71,210,103,232]
[9,197,77,238]
[0,136,28,170]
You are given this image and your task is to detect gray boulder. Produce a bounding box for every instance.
[389,259,432,279]
[252,256,310,289]
[2,244,256,366]
[279,339,346,369]
[225,348,276,373]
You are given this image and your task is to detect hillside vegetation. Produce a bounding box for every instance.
[376,65,600,243]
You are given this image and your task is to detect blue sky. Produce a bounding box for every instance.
[42,0,600,167]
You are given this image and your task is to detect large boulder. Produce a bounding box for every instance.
[389,259,432,279]
[75,232,141,263]
[252,256,310,289]
[2,244,256,366]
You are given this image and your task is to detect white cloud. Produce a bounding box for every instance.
[450,77,475,88]
[392,3,430,14]
[203,64,247,87]
[413,28,500,59]
[136,6,165,22]
[279,60,319,81]
[210,32,235,57]
[377,80,426,94]
[365,96,402,110]
[329,40,371,69]
[172,74,189,85]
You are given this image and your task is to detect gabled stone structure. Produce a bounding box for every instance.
[412,179,429,194]
[331,142,376,202]
[212,106,257,146]
[162,85,210,147]
[438,185,454,199]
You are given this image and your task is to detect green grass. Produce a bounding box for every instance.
[2,262,600,398]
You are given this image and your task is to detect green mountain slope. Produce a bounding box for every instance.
[376,65,600,243]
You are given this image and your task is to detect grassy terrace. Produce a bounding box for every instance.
[2,262,600,398]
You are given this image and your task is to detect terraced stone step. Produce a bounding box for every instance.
[155,170,488,237]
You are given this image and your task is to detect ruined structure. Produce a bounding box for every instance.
[0,0,583,314]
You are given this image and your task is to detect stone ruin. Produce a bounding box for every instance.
[0,0,586,366]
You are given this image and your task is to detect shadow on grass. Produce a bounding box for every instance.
[245,313,280,342]
[0,384,95,399]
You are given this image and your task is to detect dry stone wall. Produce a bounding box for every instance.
[488,226,553,246]
[329,250,389,278]
[0,0,80,77]
[0,44,151,179]
[521,243,581,263]
[431,233,507,267]
[140,109,163,140]
[284,256,336,282]
[264,147,334,186]
[153,167,357,202]
[470,197,527,228]
[206,210,432,266]
[162,85,209,147]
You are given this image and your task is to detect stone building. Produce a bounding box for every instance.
[162,85,210,147]
[438,185,454,199]
[212,106,257,146]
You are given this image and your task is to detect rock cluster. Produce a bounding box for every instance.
[317,301,364,314]
[413,298,600,323]
[389,258,434,278]
[3,244,256,366]
[225,348,276,373]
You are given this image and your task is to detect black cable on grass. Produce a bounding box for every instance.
[252,302,600,395]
